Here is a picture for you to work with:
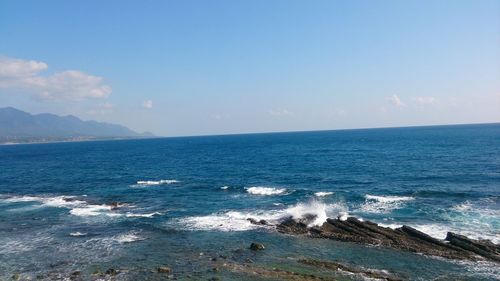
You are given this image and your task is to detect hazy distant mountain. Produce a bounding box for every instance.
[0,107,154,143]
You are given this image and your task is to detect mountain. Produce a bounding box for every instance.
[0,107,154,143]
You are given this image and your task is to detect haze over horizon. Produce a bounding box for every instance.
[1,0,499,137]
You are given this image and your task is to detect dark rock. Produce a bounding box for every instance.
[249,242,265,251]
[158,266,172,273]
[299,258,403,281]
[445,232,500,262]
[105,268,118,275]
[277,216,500,263]
[247,218,269,226]
[108,202,125,209]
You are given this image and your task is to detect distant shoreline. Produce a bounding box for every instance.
[2,122,498,146]
[0,136,158,146]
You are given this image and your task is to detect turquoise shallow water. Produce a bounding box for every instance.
[0,124,499,280]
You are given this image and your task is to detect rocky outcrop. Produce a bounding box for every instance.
[276,216,500,262]
[298,258,404,281]
[249,242,265,251]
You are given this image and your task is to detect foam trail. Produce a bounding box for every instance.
[360,194,414,214]
[114,232,145,243]
[125,212,162,218]
[136,179,179,186]
[315,191,334,197]
[1,195,122,217]
[69,232,87,237]
[245,186,287,195]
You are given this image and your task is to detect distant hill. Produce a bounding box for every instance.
[0,107,154,144]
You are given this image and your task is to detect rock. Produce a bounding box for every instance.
[158,266,172,273]
[11,273,20,281]
[247,218,269,226]
[249,242,265,251]
[445,232,500,262]
[299,258,404,281]
[108,202,125,209]
[105,268,118,275]
[277,216,500,262]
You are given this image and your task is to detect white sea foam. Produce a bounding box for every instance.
[314,191,334,197]
[365,194,414,203]
[1,195,123,218]
[360,194,414,214]
[114,232,145,243]
[69,232,87,237]
[2,195,85,208]
[220,186,229,190]
[69,205,114,217]
[177,200,348,231]
[136,179,179,186]
[125,212,162,218]
[246,186,287,195]
[379,222,500,244]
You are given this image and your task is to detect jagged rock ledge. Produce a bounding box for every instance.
[269,216,500,262]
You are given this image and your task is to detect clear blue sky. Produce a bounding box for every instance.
[0,0,499,136]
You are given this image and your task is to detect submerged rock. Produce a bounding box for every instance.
[157,266,172,273]
[299,258,404,281]
[105,268,118,275]
[249,242,265,251]
[247,218,269,226]
[277,216,500,262]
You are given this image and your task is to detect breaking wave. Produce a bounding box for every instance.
[314,191,334,197]
[176,200,348,231]
[245,186,287,196]
[360,194,414,214]
[125,212,162,218]
[135,179,179,186]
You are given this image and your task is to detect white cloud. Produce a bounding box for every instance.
[269,108,292,116]
[0,55,111,101]
[0,56,47,77]
[412,96,436,105]
[142,100,153,109]
[388,95,406,107]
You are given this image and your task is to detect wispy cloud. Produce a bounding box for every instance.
[0,55,112,101]
[388,95,406,107]
[412,96,436,105]
[269,108,293,117]
[142,100,153,109]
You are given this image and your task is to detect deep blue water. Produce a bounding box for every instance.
[0,124,499,280]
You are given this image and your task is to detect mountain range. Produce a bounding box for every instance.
[0,107,153,144]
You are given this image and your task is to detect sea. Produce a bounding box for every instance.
[0,123,499,280]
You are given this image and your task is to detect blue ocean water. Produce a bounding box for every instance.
[0,124,499,280]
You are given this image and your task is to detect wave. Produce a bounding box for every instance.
[69,232,87,237]
[245,186,287,196]
[0,195,124,218]
[220,186,229,190]
[2,195,86,208]
[365,194,414,203]
[176,200,348,231]
[125,212,162,218]
[314,191,334,197]
[135,179,179,186]
[69,205,115,217]
[360,194,414,214]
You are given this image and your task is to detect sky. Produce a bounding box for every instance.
[0,0,499,136]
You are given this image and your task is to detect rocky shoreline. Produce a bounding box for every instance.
[269,215,500,263]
